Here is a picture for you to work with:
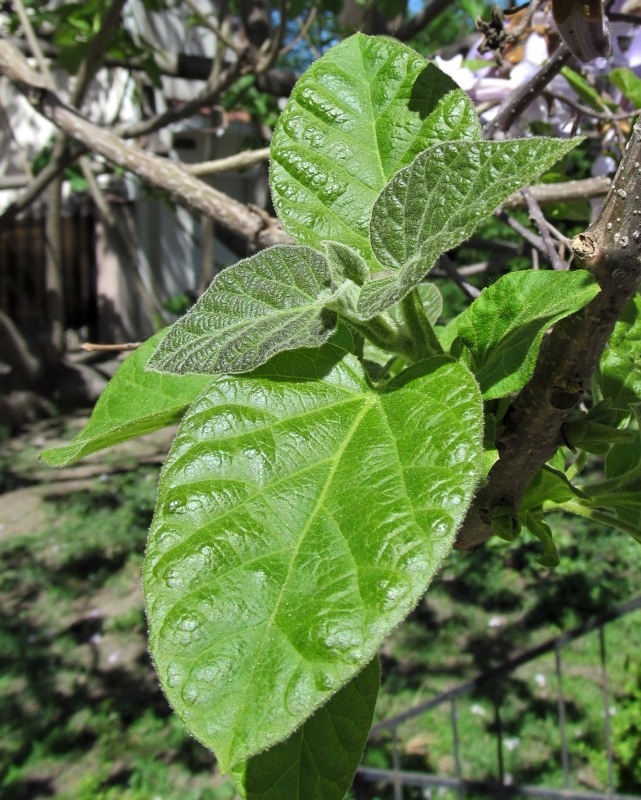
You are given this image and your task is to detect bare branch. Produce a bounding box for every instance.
[115,57,244,140]
[501,176,611,209]
[456,116,641,550]
[0,145,84,225]
[486,43,573,138]
[81,341,141,352]
[279,7,317,58]
[544,89,641,122]
[11,0,54,85]
[0,40,289,249]
[393,0,453,40]
[185,146,270,176]
[520,187,565,270]
[183,0,244,55]
[71,0,128,106]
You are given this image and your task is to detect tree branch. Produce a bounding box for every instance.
[71,0,128,106]
[486,42,573,137]
[185,146,270,176]
[456,118,641,550]
[393,0,453,40]
[0,40,289,249]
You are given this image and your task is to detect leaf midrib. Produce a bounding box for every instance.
[225,393,376,764]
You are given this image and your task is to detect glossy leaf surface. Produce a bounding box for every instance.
[147,246,337,376]
[144,345,483,770]
[360,138,583,316]
[41,332,211,467]
[455,269,599,399]
[270,33,481,263]
[232,659,380,800]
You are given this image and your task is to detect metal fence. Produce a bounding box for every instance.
[358,596,641,800]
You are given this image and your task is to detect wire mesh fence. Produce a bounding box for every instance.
[358,597,641,800]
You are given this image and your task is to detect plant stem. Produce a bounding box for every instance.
[400,289,444,359]
[565,451,588,482]
[348,314,414,359]
[556,501,641,542]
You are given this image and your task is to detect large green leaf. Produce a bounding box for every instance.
[41,332,211,467]
[232,659,380,800]
[147,246,337,375]
[144,345,483,771]
[270,33,481,264]
[455,269,599,399]
[359,138,583,316]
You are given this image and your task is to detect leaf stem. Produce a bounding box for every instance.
[400,289,444,360]
[348,314,414,358]
[555,501,641,542]
[565,451,588,482]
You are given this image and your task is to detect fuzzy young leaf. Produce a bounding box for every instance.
[359,138,583,316]
[455,269,599,399]
[270,33,481,264]
[144,345,483,771]
[41,332,211,467]
[147,246,337,375]
[232,659,380,800]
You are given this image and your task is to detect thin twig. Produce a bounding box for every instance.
[81,341,142,352]
[609,11,641,24]
[393,0,452,40]
[70,0,128,106]
[279,7,317,57]
[486,42,573,138]
[496,210,550,259]
[501,176,611,209]
[11,0,54,85]
[115,57,243,140]
[438,255,481,300]
[520,187,565,270]
[185,147,270,176]
[503,0,545,42]
[183,0,244,55]
[544,89,641,122]
[0,40,290,249]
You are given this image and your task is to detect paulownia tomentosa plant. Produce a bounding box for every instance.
[43,33,641,800]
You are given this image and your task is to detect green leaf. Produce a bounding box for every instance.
[389,283,442,328]
[523,513,560,568]
[147,246,337,375]
[609,293,641,357]
[606,426,641,482]
[521,465,583,512]
[232,659,379,800]
[144,345,483,770]
[41,332,211,467]
[561,67,618,112]
[359,138,584,316]
[609,67,641,109]
[270,33,481,263]
[598,294,641,422]
[455,269,599,399]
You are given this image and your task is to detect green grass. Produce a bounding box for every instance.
[1,423,640,799]
[359,519,641,798]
